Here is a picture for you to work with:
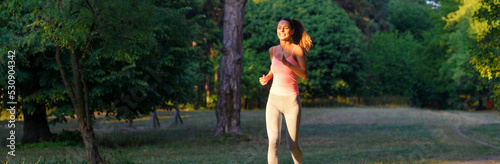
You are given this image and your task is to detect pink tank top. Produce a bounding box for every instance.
[270,46,299,96]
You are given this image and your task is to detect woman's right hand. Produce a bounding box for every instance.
[259,75,269,85]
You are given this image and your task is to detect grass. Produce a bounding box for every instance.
[0,107,499,163]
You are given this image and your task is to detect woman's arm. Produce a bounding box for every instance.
[259,47,275,85]
[280,46,308,79]
[260,70,273,85]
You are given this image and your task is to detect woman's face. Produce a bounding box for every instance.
[277,20,294,41]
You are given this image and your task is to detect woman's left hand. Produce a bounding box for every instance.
[280,54,290,66]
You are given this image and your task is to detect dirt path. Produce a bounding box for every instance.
[438,110,500,164]
[455,125,500,150]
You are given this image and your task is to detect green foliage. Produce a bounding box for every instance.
[188,0,222,109]
[472,0,500,80]
[365,0,477,108]
[440,0,498,110]
[472,0,500,110]
[86,0,199,119]
[388,0,434,39]
[2,0,498,115]
[440,14,486,109]
[242,47,268,107]
[443,0,490,39]
[364,31,420,97]
[244,0,365,99]
[0,0,200,123]
[0,0,71,117]
[335,0,392,35]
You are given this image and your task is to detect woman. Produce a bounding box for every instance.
[259,17,312,164]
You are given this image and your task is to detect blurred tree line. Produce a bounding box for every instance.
[0,0,499,162]
[238,0,499,110]
[1,0,208,162]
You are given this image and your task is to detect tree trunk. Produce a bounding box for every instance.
[214,0,247,137]
[206,75,211,107]
[56,47,103,163]
[194,85,201,109]
[149,107,160,128]
[173,100,183,125]
[206,42,214,108]
[477,90,484,110]
[243,95,247,110]
[22,103,52,144]
[127,118,134,127]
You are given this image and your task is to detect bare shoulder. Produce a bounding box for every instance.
[269,45,279,54]
[293,44,305,57]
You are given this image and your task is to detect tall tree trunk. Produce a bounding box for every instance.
[206,75,211,107]
[21,54,52,144]
[194,85,201,109]
[22,103,52,144]
[56,47,103,163]
[214,0,247,137]
[206,42,214,108]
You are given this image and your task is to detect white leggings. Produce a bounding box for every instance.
[266,93,302,164]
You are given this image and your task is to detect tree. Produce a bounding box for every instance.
[364,0,471,109]
[442,0,498,110]
[0,0,77,145]
[2,1,205,162]
[92,1,198,126]
[190,0,223,110]
[43,1,105,162]
[17,54,65,144]
[0,0,199,163]
[409,1,455,109]
[441,8,486,110]
[472,0,500,110]
[214,0,248,137]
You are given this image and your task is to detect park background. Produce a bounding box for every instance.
[0,0,499,163]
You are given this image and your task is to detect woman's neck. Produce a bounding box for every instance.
[279,40,293,50]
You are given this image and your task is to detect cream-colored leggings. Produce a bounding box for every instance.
[266,93,302,164]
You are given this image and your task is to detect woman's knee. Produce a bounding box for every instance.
[268,138,280,149]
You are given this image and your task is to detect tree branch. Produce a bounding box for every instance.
[84,0,96,17]
[55,46,77,108]
[83,74,91,123]
[70,50,85,119]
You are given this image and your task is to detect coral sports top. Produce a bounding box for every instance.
[270,46,300,96]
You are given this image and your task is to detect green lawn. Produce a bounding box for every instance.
[1,107,500,163]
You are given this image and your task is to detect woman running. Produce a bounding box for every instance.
[259,17,312,164]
